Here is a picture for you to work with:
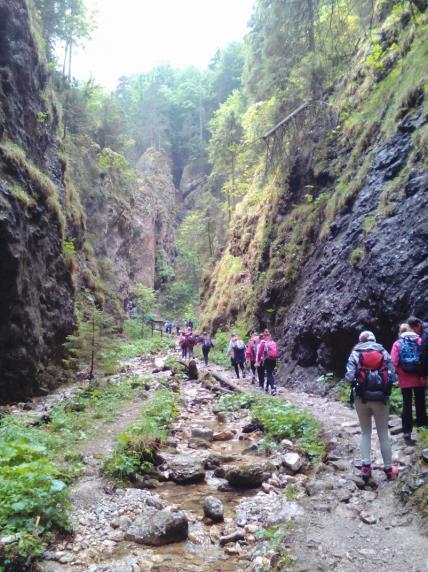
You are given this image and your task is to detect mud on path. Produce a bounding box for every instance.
[211,362,428,572]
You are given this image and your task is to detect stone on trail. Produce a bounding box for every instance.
[168,455,206,484]
[236,491,303,527]
[225,462,274,488]
[125,507,188,545]
[282,452,303,472]
[213,430,235,441]
[191,426,214,441]
[203,496,224,522]
[421,448,428,463]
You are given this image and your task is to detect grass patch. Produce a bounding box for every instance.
[350,247,365,267]
[0,374,149,566]
[11,183,36,208]
[219,391,325,460]
[103,389,178,482]
[119,329,177,360]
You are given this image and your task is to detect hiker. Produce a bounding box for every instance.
[256,329,279,395]
[391,323,427,442]
[173,320,180,335]
[407,316,428,375]
[200,331,214,366]
[165,320,173,334]
[345,330,398,482]
[186,318,194,330]
[228,333,247,379]
[178,332,187,359]
[184,327,196,359]
[245,332,260,384]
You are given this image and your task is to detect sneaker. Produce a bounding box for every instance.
[384,465,398,481]
[360,465,372,482]
[271,389,277,396]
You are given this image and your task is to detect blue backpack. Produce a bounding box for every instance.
[398,337,421,372]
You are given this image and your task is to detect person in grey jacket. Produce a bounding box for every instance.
[345,330,398,482]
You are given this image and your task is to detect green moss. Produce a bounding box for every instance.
[11,183,36,207]
[350,247,365,267]
[362,213,376,233]
[0,140,65,234]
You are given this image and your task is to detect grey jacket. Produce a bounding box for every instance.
[345,341,396,384]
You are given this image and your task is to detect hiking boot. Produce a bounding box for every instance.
[251,376,256,385]
[403,433,415,445]
[360,465,372,483]
[242,371,246,379]
[271,388,277,396]
[384,465,398,481]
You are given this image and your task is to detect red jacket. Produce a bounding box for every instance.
[391,334,426,389]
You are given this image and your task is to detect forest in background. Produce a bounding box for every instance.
[30,0,427,325]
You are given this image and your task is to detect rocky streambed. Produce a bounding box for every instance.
[36,357,311,572]
[30,352,428,572]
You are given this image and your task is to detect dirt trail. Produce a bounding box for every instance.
[36,352,427,572]
[210,362,428,572]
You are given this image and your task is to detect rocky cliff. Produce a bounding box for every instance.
[201,9,428,388]
[0,0,83,402]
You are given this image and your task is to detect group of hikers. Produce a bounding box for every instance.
[169,314,427,483]
[345,316,427,482]
[174,325,280,395]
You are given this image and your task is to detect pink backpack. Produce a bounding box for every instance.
[264,340,279,359]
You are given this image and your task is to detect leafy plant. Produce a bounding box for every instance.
[104,389,178,481]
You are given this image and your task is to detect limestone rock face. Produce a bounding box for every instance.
[0,1,80,402]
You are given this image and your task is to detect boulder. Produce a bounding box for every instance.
[225,462,273,488]
[203,496,224,522]
[213,430,235,441]
[282,452,303,472]
[168,456,206,484]
[125,508,188,546]
[191,426,214,441]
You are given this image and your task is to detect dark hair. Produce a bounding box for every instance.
[407,316,422,327]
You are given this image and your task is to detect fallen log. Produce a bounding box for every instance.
[209,370,242,393]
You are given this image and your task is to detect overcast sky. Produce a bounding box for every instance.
[72,0,255,90]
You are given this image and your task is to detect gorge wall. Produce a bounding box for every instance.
[201,8,428,387]
[0,0,81,402]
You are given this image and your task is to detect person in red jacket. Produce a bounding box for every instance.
[391,323,427,442]
[245,332,260,384]
[256,330,279,395]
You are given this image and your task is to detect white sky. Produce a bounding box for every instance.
[72,0,255,90]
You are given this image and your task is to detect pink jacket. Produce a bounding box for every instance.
[391,333,426,389]
[256,337,271,364]
[245,337,259,362]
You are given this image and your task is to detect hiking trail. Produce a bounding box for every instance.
[34,351,428,572]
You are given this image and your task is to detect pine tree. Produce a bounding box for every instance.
[64,302,118,380]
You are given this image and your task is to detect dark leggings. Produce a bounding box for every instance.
[249,362,256,377]
[257,364,265,388]
[401,387,427,434]
[202,348,210,366]
[231,358,245,378]
[264,359,277,393]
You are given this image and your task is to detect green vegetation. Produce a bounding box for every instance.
[0,372,148,566]
[11,183,36,207]
[104,389,178,481]
[219,391,325,459]
[255,524,293,569]
[120,322,177,359]
[350,247,365,267]
[64,301,119,379]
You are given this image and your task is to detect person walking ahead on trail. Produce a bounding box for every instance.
[228,333,246,379]
[245,332,260,385]
[256,329,279,396]
[184,327,196,359]
[200,332,214,366]
[407,316,428,376]
[345,330,398,482]
[391,323,427,442]
[178,333,187,359]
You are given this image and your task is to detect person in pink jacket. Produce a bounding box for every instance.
[245,332,259,384]
[391,323,427,442]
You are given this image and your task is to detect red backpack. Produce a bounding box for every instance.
[264,340,279,359]
[356,348,390,400]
